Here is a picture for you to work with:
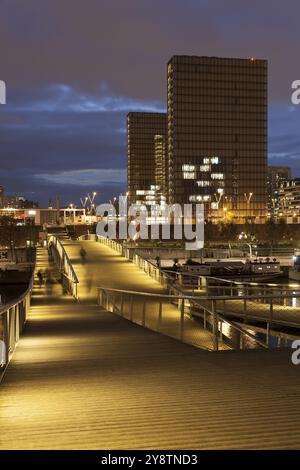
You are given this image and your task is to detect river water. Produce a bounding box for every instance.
[0,284,28,307]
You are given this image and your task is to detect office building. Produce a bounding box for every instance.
[167,55,268,223]
[278,179,300,223]
[127,112,167,206]
[154,134,168,200]
[267,166,291,219]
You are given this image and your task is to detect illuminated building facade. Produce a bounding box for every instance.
[167,55,268,222]
[154,134,168,200]
[127,112,167,206]
[278,179,300,223]
[267,166,291,219]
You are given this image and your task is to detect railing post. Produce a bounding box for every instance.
[219,320,223,341]
[243,293,247,323]
[142,301,146,327]
[240,333,244,350]
[120,293,124,316]
[266,322,270,347]
[212,299,219,351]
[269,298,273,326]
[180,298,185,341]
[112,294,115,312]
[130,295,133,321]
[3,310,9,366]
[98,288,102,306]
[158,301,162,330]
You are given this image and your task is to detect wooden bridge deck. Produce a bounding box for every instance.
[1,242,300,449]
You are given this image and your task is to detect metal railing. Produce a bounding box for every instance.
[0,276,33,377]
[97,287,269,351]
[163,269,300,296]
[164,271,300,334]
[47,235,79,299]
[84,235,300,336]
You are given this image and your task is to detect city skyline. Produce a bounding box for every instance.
[0,0,300,206]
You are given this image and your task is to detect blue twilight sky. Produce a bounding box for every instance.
[0,0,300,206]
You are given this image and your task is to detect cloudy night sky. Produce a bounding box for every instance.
[0,0,300,207]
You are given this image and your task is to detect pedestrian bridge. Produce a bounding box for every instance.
[1,237,300,449]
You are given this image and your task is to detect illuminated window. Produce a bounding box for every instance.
[197,181,210,187]
[200,165,210,172]
[211,202,219,210]
[211,173,224,180]
[183,172,196,179]
[182,164,195,171]
[203,157,219,164]
[189,195,211,202]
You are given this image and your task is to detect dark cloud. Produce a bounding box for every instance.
[0,0,300,205]
[0,83,164,204]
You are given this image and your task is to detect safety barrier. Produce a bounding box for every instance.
[47,235,79,299]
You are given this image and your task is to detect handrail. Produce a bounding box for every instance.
[160,268,294,290]
[0,276,33,315]
[47,235,79,299]
[0,273,34,376]
[95,286,300,301]
[161,269,300,297]
[48,235,78,283]
[97,286,269,351]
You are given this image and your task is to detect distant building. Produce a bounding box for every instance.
[127,112,167,206]
[267,166,291,219]
[0,186,4,208]
[278,179,300,223]
[154,134,168,201]
[167,55,268,223]
[0,186,38,209]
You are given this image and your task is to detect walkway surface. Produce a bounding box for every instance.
[63,239,227,350]
[1,241,300,449]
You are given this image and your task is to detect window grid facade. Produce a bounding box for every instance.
[167,55,268,223]
[127,112,167,205]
